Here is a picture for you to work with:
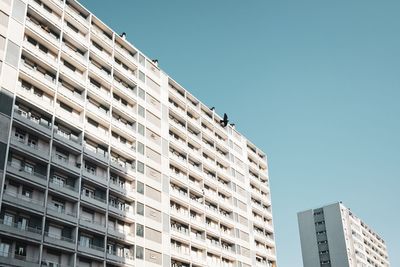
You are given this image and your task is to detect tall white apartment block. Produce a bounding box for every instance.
[298,202,390,267]
[0,0,277,266]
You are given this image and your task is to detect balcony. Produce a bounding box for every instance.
[51,154,81,175]
[0,219,42,241]
[113,62,136,81]
[48,178,79,199]
[2,190,45,213]
[55,107,83,129]
[111,118,136,137]
[170,206,189,220]
[90,44,112,63]
[88,83,112,102]
[78,243,104,258]
[23,40,57,68]
[29,0,61,26]
[25,19,60,47]
[46,205,78,224]
[169,102,186,118]
[79,217,106,233]
[89,63,112,83]
[59,65,85,86]
[84,145,108,163]
[9,136,49,161]
[110,139,135,158]
[63,25,88,46]
[53,129,82,152]
[85,124,109,143]
[0,253,40,267]
[107,227,135,243]
[91,25,113,47]
[57,84,85,107]
[170,117,186,132]
[110,160,135,176]
[6,161,47,187]
[80,194,107,210]
[170,244,190,261]
[13,109,52,136]
[108,204,135,221]
[82,169,108,187]
[113,80,136,101]
[86,102,110,124]
[44,232,76,250]
[106,251,135,266]
[115,45,137,64]
[19,63,56,90]
[169,152,187,165]
[61,43,87,67]
[170,170,188,183]
[112,100,136,119]
[65,5,89,28]
[170,186,188,202]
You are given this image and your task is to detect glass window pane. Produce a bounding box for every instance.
[11,0,25,23]
[5,40,19,67]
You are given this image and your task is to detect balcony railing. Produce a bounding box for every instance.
[62,43,87,65]
[30,0,61,25]
[0,219,42,234]
[23,40,57,66]
[25,19,60,46]
[65,5,89,27]
[19,63,56,89]
[3,190,44,207]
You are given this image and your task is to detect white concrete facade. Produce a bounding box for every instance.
[0,0,277,266]
[298,202,389,267]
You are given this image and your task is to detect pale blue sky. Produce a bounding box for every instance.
[79,1,400,266]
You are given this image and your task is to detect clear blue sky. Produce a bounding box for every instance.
[79,1,400,266]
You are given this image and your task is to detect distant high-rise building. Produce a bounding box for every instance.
[298,202,390,267]
[0,0,277,266]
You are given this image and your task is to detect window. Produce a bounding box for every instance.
[137,123,144,136]
[139,71,145,83]
[137,181,144,194]
[139,54,145,66]
[82,187,94,198]
[79,235,91,247]
[136,245,144,259]
[0,35,5,59]
[17,217,28,230]
[51,199,65,213]
[138,88,145,100]
[137,202,144,216]
[23,162,34,174]
[3,213,14,226]
[5,40,19,68]
[136,224,144,237]
[27,136,38,148]
[11,0,26,23]
[138,105,145,118]
[52,174,66,187]
[0,12,9,36]
[137,161,144,174]
[137,142,144,155]
[22,187,32,198]
[0,242,10,257]
[15,243,26,257]
[14,129,25,142]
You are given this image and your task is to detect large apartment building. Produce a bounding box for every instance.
[298,202,390,267]
[0,0,276,267]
